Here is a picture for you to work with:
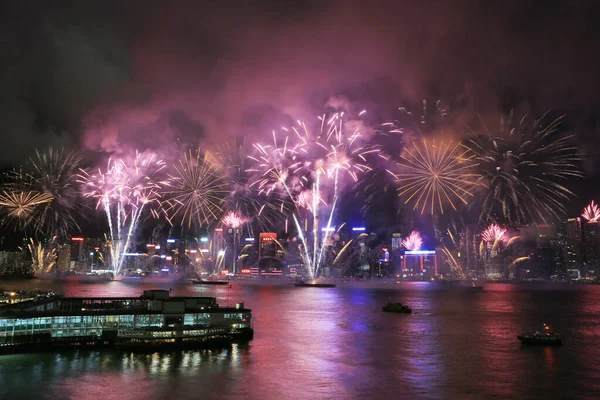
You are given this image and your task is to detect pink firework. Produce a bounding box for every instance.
[222,211,247,229]
[582,201,600,222]
[402,231,423,251]
[249,112,381,199]
[296,190,313,210]
[248,111,380,280]
[77,151,169,277]
[481,224,508,243]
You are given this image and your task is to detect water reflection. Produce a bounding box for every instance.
[0,280,599,399]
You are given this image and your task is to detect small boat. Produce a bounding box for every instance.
[192,279,229,285]
[294,280,336,288]
[517,324,562,346]
[382,302,412,313]
[465,282,484,291]
[441,281,484,291]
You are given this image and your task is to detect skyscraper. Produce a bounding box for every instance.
[584,221,600,275]
[259,233,277,259]
[565,218,582,270]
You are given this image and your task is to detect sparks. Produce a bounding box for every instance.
[77,151,169,277]
[165,149,228,229]
[481,224,508,244]
[222,210,247,229]
[389,139,478,215]
[469,112,582,225]
[249,111,377,279]
[402,230,423,251]
[0,189,54,231]
[582,201,600,222]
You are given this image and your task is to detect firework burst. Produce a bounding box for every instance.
[582,201,600,222]
[165,149,228,229]
[379,100,450,161]
[0,148,83,239]
[24,237,58,275]
[217,139,289,234]
[468,111,582,225]
[388,139,478,215]
[222,210,248,229]
[78,151,169,277]
[481,224,508,244]
[250,112,378,278]
[402,231,423,251]
[0,189,53,231]
[29,148,82,239]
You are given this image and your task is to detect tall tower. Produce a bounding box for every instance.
[565,218,582,270]
[584,221,600,275]
[259,233,277,259]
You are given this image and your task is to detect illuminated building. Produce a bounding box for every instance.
[70,236,84,269]
[458,225,478,273]
[391,233,402,251]
[536,224,557,249]
[535,223,564,277]
[372,246,392,277]
[584,220,600,275]
[259,233,277,259]
[401,250,437,279]
[256,233,283,277]
[69,237,108,273]
[565,218,582,270]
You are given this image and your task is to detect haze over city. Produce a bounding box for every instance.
[1,2,600,399]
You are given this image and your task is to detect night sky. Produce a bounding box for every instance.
[1,0,600,215]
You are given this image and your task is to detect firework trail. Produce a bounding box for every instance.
[221,210,249,273]
[0,188,53,231]
[1,148,83,239]
[388,139,479,215]
[402,230,423,251]
[165,148,228,229]
[217,139,289,234]
[29,148,82,239]
[481,224,508,244]
[23,237,58,275]
[582,201,600,222]
[468,111,582,226]
[222,210,247,229]
[480,224,513,263]
[379,100,450,161]
[78,151,169,277]
[250,112,378,278]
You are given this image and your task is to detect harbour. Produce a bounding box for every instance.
[0,279,599,399]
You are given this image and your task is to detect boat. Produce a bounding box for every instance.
[192,279,229,285]
[440,281,484,291]
[517,324,562,346]
[465,282,484,291]
[0,289,252,355]
[382,302,412,313]
[294,280,336,288]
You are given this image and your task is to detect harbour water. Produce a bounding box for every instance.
[0,279,599,399]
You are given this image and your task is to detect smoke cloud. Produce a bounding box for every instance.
[1,0,599,173]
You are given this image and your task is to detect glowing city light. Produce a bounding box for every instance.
[405,250,436,255]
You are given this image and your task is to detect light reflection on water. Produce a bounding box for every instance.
[0,280,599,399]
